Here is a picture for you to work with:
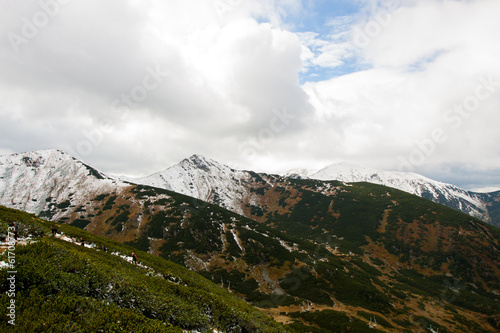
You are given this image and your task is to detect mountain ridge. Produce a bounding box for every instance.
[2,149,500,227]
[120,153,500,228]
[287,162,494,224]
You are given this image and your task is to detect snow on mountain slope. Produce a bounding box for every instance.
[121,155,254,215]
[0,149,126,218]
[1,149,497,227]
[287,162,490,222]
[282,168,312,180]
[124,156,497,225]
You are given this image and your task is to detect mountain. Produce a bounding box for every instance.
[1,150,500,331]
[122,155,500,228]
[0,205,287,332]
[0,149,128,220]
[5,149,497,229]
[120,154,252,216]
[285,162,500,228]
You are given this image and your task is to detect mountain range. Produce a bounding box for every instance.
[285,162,500,228]
[2,149,499,228]
[1,149,499,332]
[119,153,500,228]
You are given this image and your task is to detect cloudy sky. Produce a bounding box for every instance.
[1,0,499,192]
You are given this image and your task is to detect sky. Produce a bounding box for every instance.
[1,0,500,192]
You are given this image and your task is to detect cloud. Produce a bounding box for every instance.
[0,0,499,191]
[0,0,311,176]
[298,0,500,189]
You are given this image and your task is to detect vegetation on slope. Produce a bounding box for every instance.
[0,206,289,332]
[248,178,500,332]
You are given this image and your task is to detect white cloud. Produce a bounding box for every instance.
[0,0,311,176]
[1,0,499,190]
[299,0,500,189]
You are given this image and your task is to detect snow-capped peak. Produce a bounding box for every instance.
[0,149,111,180]
[121,155,249,214]
[180,154,220,172]
[314,162,380,181]
[282,168,314,179]
[0,149,126,217]
[312,162,435,188]
[284,161,489,222]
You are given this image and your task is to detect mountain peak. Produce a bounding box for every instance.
[318,161,377,174]
[182,154,214,171]
[192,153,206,158]
[187,154,209,162]
[1,149,65,168]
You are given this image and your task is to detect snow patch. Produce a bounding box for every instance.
[230,228,244,252]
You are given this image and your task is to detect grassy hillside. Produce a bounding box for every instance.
[0,206,289,332]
